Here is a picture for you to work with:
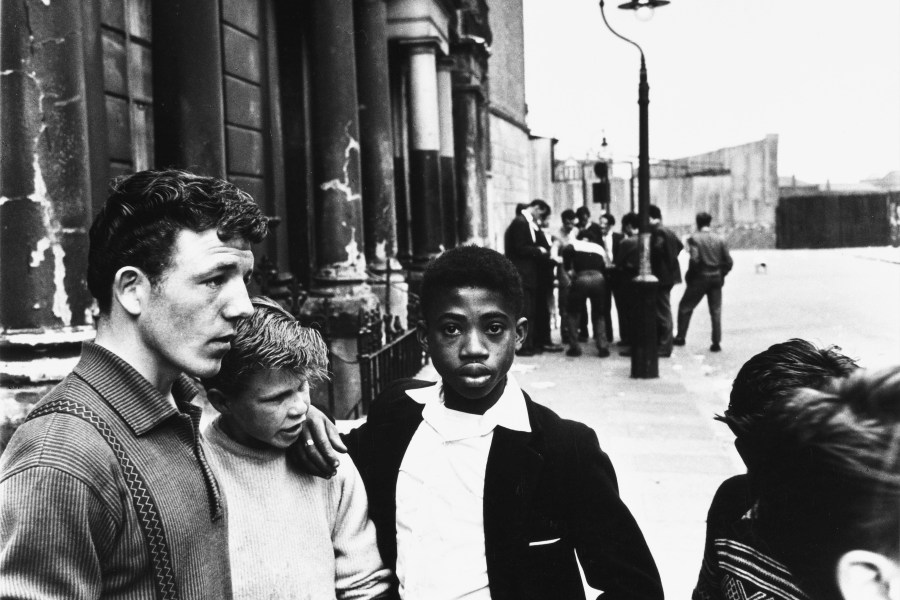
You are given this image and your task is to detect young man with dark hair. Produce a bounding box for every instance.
[648,204,683,357]
[562,234,612,358]
[598,213,617,343]
[201,296,391,600]
[553,209,580,344]
[693,338,858,600]
[342,245,662,600]
[674,212,733,352]
[0,169,268,599]
[613,212,640,348]
[504,199,561,355]
[759,366,900,600]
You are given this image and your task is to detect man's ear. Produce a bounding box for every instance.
[416,320,429,353]
[206,388,232,415]
[112,266,150,317]
[837,550,900,600]
[515,317,528,350]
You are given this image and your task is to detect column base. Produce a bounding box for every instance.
[299,283,380,419]
[368,261,409,332]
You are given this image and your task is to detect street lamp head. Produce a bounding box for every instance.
[618,0,670,21]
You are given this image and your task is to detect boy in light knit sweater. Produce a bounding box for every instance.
[201,296,391,600]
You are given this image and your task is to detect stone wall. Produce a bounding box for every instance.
[487,116,532,249]
[649,135,779,248]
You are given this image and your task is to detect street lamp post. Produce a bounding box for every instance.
[599,0,668,378]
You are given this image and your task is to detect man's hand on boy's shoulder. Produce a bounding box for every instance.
[287,404,347,478]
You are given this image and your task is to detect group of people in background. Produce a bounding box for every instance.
[2,168,899,600]
[504,199,734,359]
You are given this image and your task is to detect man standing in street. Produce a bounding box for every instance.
[649,204,683,357]
[0,169,268,599]
[552,209,579,344]
[504,199,562,355]
[674,212,733,352]
[613,212,640,350]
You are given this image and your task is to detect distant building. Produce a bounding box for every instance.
[551,135,779,248]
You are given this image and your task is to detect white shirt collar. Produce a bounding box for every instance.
[406,375,532,440]
[522,210,535,225]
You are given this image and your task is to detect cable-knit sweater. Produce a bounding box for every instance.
[204,417,391,600]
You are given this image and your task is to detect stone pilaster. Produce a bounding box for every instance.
[152,0,227,176]
[437,58,458,249]
[1,1,106,411]
[451,40,490,244]
[405,43,444,264]
[305,0,381,418]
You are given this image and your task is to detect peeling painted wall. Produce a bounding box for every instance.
[1,1,95,333]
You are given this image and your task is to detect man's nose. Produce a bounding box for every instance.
[223,279,254,320]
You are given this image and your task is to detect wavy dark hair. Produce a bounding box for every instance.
[717,339,858,448]
[88,169,268,313]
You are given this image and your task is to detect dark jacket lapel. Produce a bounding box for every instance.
[483,397,545,598]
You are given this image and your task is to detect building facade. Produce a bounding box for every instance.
[0,0,545,419]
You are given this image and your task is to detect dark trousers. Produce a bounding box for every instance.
[656,284,674,354]
[533,282,552,347]
[557,268,571,343]
[566,270,609,351]
[521,284,536,352]
[613,277,635,345]
[677,275,723,344]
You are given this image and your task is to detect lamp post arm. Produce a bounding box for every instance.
[599,0,645,62]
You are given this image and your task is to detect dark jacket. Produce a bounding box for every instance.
[651,225,684,286]
[504,214,545,289]
[344,379,664,600]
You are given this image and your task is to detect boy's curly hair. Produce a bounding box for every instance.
[420,246,524,320]
[201,296,329,395]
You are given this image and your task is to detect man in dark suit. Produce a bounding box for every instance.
[504,199,561,355]
[344,246,662,600]
[649,204,683,357]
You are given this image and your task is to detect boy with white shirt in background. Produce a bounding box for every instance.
[340,245,662,600]
[201,296,391,600]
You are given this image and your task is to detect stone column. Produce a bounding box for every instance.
[152,0,226,176]
[307,0,367,284]
[354,0,406,326]
[451,44,490,244]
[390,54,411,262]
[437,59,458,249]
[354,0,399,272]
[406,43,444,263]
[304,0,378,418]
[1,1,106,406]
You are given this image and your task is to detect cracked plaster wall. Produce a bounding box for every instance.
[1,0,94,332]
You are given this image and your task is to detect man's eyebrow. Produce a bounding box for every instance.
[196,258,246,277]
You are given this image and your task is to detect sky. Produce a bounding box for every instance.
[523,0,900,184]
